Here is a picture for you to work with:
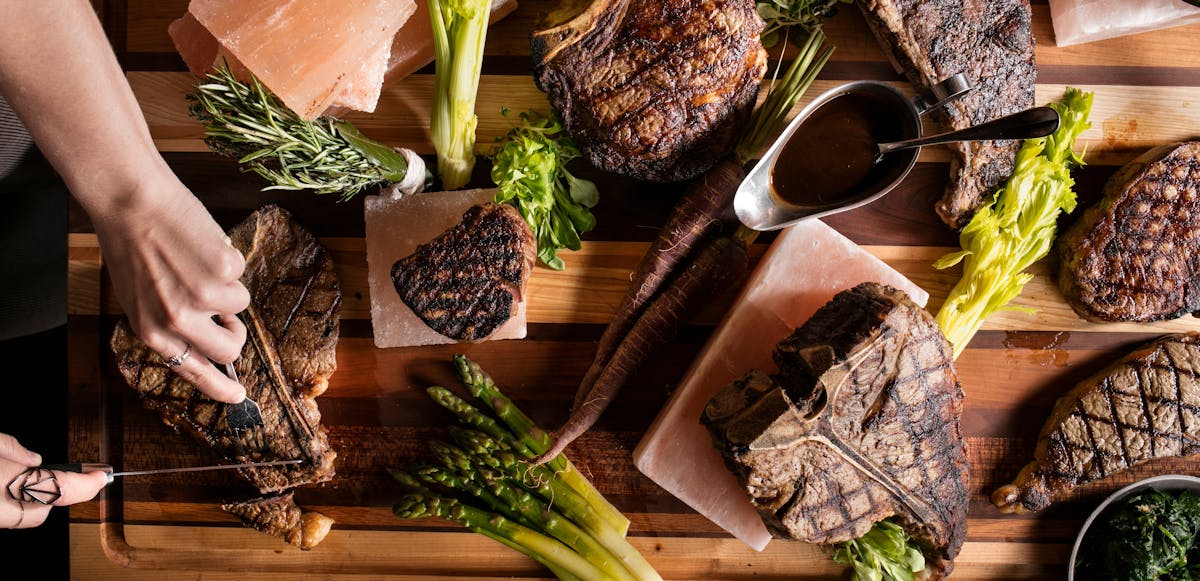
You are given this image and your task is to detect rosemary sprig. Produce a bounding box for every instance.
[188,64,418,200]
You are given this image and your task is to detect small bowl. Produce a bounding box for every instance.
[1068,474,1200,580]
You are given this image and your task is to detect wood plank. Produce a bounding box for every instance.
[68,235,1200,334]
[72,522,1064,579]
[129,71,1200,167]
[124,0,1200,73]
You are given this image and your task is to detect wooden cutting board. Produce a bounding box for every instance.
[69,1,1200,578]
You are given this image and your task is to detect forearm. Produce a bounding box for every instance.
[0,0,171,220]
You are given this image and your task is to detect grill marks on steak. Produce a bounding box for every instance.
[1058,142,1200,322]
[391,203,534,341]
[993,333,1200,514]
[532,0,767,183]
[858,0,1036,228]
[704,283,968,577]
[110,205,340,493]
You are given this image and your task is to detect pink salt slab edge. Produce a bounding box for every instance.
[364,189,527,348]
[631,219,929,551]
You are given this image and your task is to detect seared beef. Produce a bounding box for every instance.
[531,0,767,183]
[391,203,534,341]
[994,333,1200,513]
[223,492,334,550]
[704,283,968,578]
[1058,142,1200,322]
[858,0,1036,228]
[111,205,340,493]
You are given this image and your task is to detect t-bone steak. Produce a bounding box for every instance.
[1057,142,1200,322]
[110,205,340,493]
[531,0,767,183]
[703,282,968,578]
[391,202,534,341]
[857,0,1037,228]
[994,333,1200,513]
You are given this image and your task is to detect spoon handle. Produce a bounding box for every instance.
[878,106,1060,155]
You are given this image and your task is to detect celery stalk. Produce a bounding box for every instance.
[934,87,1094,357]
[429,0,491,189]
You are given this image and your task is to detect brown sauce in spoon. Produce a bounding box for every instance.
[770,91,909,208]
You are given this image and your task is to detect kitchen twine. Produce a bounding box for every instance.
[383,147,426,200]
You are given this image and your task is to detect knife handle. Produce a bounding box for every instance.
[40,463,115,484]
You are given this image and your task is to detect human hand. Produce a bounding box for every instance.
[1,433,108,529]
[91,177,251,403]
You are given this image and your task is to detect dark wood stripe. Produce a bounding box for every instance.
[68,153,1125,247]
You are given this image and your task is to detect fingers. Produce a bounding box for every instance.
[0,433,40,465]
[168,351,247,404]
[2,459,108,529]
[48,470,110,507]
[183,313,247,366]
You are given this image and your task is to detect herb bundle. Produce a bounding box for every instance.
[188,64,424,200]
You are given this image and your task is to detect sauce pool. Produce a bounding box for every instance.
[770,92,908,207]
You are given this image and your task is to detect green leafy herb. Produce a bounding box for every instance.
[429,0,492,190]
[188,64,418,200]
[1076,488,1200,580]
[756,0,852,47]
[834,520,926,581]
[489,110,599,270]
[934,87,1094,357]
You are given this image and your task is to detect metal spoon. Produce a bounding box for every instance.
[877,106,1060,157]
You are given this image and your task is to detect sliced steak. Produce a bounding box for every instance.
[111,205,340,493]
[858,0,1036,228]
[391,202,534,341]
[704,283,968,578]
[993,333,1200,514]
[1057,142,1200,322]
[531,0,767,183]
[223,492,334,550]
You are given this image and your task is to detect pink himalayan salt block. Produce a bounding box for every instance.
[632,219,929,551]
[186,0,416,120]
[364,189,527,348]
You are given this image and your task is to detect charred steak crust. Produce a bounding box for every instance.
[858,0,1036,228]
[994,333,1200,514]
[703,283,968,578]
[390,203,535,341]
[1057,142,1200,323]
[110,205,340,493]
[532,0,768,183]
[222,492,334,550]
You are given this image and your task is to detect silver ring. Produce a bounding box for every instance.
[163,343,191,368]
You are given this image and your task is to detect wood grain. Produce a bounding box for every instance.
[130,71,1200,167]
[70,1,1200,579]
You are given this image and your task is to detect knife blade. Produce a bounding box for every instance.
[42,460,303,484]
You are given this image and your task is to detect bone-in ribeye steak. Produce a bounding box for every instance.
[994,333,1200,514]
[1057,142,1200,322]
[704,283,968,578]
[110,205,340,493]
[390,202,534,341]
[531,0,767,183]
[858,0,1036,228]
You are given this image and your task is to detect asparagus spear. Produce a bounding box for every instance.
[394,495,603,581]
[452,354,630,535]
[430,443,638,581]
[448,428,663,581]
